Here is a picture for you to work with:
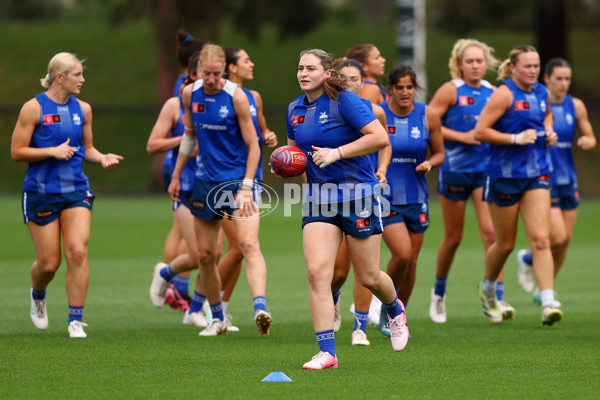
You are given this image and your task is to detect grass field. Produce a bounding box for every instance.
[0,194,599,399]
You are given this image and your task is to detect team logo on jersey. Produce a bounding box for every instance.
[249,104,257,117]
[72,113,81,126]
[219,105,229,118]
[515,101,530,111]
[410,126,421,139]
[292,115,305,126]
[458,96,475,106]
[318,111,329,124]
[388,126,396,134]
[192,103,205,113]
[43,114,62,124]
[356,218,371,229]
[566,112,574,125]
[540,100,547,112]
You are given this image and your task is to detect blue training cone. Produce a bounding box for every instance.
[261,372,293,382]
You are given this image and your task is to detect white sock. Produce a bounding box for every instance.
[222,300,229,314]
[540,289,555,307]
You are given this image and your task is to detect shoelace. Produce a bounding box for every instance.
[34,301,46,318]
[435,298,445,314]
[387,317,406,336]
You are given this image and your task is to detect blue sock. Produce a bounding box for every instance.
[316,329,335,356]
[434,276,447,297]
[523,250,533,266]
[31,288,46,300]
[332,289,341,305]
[354,310,369,332]
[383,296,403,319]
[171,274,190,296]
[68,305,84,323]
[159,264,175,282]
[210,302,224,321]
[253,296,267,314]
[496,281,504,301]
[189,291,206,313]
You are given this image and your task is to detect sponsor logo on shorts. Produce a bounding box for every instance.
[36,210,53,218]
[356,218,371,229]
[498,193,514,202]
[192,201,206,210]
[292,115,305,126]
[538,175,550,182]
[575,190,579,201]
[43,114,62,124]
[448,185,467,193]
[419,213,428,223]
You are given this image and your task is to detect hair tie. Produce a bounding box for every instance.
[45,73,51,83]
[181,34,193,44]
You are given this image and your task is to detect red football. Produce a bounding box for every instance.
[270,145,308,178]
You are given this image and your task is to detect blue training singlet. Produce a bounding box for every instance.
[287,90,379,204]
[440,79,493,172]
[190,79,249,182]
[364,80,388,102]
[380,101,430,205]
[173,73,187,97]
[171,97,197,191]
[243,88,263,182]
[550,94,577,186]
[23,93,89,193]
[486,78,552,178]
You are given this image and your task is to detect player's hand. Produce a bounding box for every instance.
[512,129,537,145]
[375,170,388,185]
[415,160,432,174]
[101,153,124,170]
[461,130,482,145]
[263,131,278,148]
[577,135,596,150]
[311,146,341,168]
[544,128,558,146]
[168,179,180,203]
[53,138,75,160]
[236,188,258,217]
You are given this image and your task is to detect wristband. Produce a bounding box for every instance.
[337,146,345,159]
[241,178,254,190]
[184,125,195,132]
[179,133,197,156]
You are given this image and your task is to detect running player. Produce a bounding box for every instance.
[331,58,391,346]
[346,44,388,104]
[427,39,515,323]
[515,57,596,304]
[11,52,123,338]
[284,49,408,370]
[151,44,272,337]
[378,64,445,335]
[474,45,561,326]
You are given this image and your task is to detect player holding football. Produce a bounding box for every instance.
[11,52,123,338]
[427,39,516,324]
[474,45,561,325]
[378,65,445,335]
[284,49,408,370]
[514,57,596,304]
[152,44,273,337]
[330,58,391,346]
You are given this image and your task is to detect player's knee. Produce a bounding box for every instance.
[444,232,463,250]
[239,238,258,257]
[36,255,61,274]
[197,250,216,268]
[64,245,87,266]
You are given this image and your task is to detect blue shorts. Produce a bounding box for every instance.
[483,175,551,207]
[172,190,193,211]
[382,203,430,233]
[189,178,260,220]
[551,183,579,210]
[302,196,383,238]
[22,190,94,226]
[437,170,485,201]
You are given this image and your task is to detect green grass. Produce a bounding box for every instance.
[1,195,599,399]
